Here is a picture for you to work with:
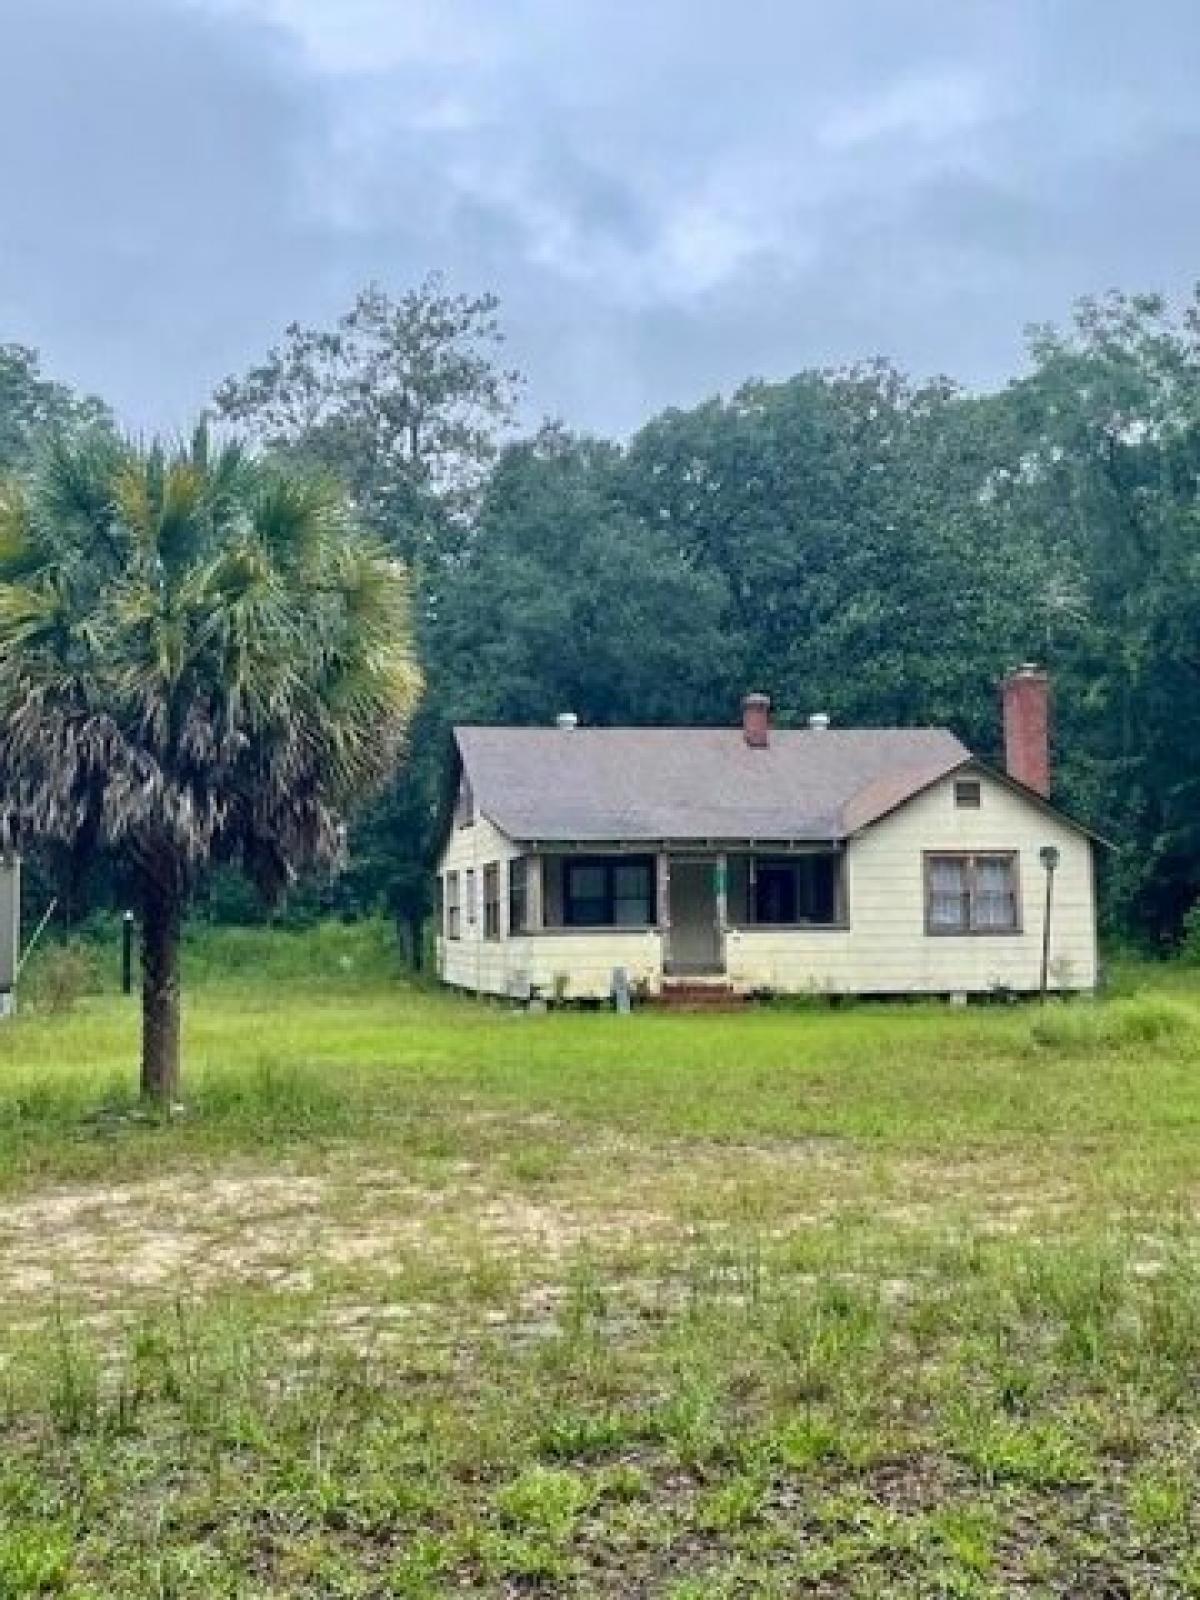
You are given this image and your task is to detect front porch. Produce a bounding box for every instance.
[504,845,846,994]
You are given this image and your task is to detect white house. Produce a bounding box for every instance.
[435,669,1101,1002]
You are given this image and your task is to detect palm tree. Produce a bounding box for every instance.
[0,429,421,1101]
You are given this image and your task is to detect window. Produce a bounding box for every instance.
[565,862,607,926]
[454,776,474,829]
[483,864,501,940]
[564,857,654,927]
[465,868,476,928]
[509,860,528,935]
[755,862,796,924]
[445,872,461,939]
[954,779,982,809]
[926,853,1019,934]
[752,855,840,925]
[613,861,653,926]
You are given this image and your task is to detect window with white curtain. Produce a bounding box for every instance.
[925,853,1019,934]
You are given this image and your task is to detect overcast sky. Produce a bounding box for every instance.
[2,0,1197,436]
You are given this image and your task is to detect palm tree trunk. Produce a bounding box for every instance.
[141,884,181,1103]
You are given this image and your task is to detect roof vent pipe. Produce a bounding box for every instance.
[808,713,831,731]
[555,712,579,730]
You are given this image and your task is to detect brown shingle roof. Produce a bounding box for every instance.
[454,725,972,843]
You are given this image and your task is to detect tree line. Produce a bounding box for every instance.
[3,279,1200,966]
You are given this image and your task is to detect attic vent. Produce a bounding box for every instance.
[808,713,831,731]
[555,712,579,730]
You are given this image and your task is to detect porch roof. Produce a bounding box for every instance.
[454,724,972,844]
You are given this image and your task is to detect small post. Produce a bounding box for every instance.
[612,966,631,1015]
[1038,845,1060,1002]
[122,908,135,996]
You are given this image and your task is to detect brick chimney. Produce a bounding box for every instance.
[742,692,771,748]
[1001,665,1050,797]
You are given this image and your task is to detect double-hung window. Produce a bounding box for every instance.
[926,853,1019,935]
[445,872,461,939]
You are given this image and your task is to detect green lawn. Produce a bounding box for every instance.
[2,925,1200,1596]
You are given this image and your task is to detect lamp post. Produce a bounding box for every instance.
[121,909,135,996]
[1038,846,1060,1003]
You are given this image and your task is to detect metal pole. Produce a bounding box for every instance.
[1038,848,1059,1003]
[122,909,135,996]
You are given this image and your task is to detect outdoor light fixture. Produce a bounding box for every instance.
[1038,845,1061,1001]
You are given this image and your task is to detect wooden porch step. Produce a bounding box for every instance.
[654,981,748,1012]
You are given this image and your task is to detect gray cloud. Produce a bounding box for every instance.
[2,0,1198,436]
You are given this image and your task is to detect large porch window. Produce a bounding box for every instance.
[561,856,655,928]
[745,853,843,926]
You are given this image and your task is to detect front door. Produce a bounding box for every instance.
[667,858,723,974]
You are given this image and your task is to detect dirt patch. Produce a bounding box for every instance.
[0,1161,670,1311]
[0,1137,1110,1318]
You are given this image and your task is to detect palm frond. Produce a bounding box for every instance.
[0,428,422,888]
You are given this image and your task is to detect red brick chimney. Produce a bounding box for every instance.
[742,692,771,748]
[1001,665,1050,797]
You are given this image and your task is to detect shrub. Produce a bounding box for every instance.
[1029,996,1197,1051]
[1180,900,1200,965]
[22,942,100,1015]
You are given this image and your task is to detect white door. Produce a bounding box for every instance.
[668,859,723,973]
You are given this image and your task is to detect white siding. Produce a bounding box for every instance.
[507,930,664,1001]
[726,771,1096,995]
[436,819,666,999]
[436,814,522,995]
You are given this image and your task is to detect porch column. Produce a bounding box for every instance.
[656,851,671,931]
[715,852,729,931]
[526,853,544,930]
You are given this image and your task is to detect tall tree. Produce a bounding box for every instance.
[214,278,522,958]
[617,363,1054,740]
[433,425,736,726]
[1009,291,1200,938]
[0,343,111,473]
[213,277,521,567]
[0,431,420,1099]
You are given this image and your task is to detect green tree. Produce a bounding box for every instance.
[0,431,420,1099]
[617,363,1054,740]
[213,277,521,567]
[1010,290,1200,938]
[434,425,736,726]
[214,278,525,957]
[0,343,110,473]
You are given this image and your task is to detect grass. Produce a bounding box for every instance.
[1,925,1199,1595]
